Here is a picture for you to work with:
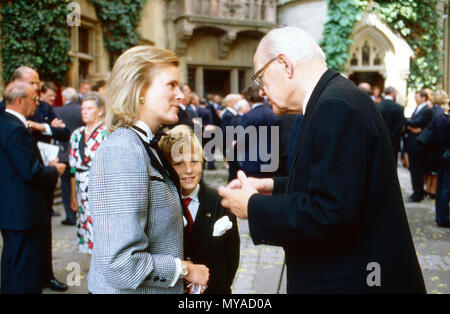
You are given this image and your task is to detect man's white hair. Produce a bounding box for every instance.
[258,27,326,64]
[234,99,249,112]
[62,87,78,103]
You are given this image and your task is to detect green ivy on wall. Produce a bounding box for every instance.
[377,0,443,90]
[0,0,72,84]
[319,0,366,72]
[320,0,444,90]
[88,0,147,67]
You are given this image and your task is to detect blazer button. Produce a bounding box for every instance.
[153,276,160,281]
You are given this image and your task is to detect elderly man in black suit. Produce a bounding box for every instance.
[54,87,84,226]
[406,90,433,203]
[8,66,70,292]
[0,81,66,293]
[218,27,425,294]
[377,87,405,162]
[220,94,242,181]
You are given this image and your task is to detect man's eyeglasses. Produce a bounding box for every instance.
[251,56,278,88]
[21,95,38,102]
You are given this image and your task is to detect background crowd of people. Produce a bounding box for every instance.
[358,82,450,228]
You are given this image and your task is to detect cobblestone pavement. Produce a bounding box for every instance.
[0,162,448,294]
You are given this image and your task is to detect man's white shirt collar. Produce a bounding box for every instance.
[179,104,186,111]
[221,107,237,118]
[5,109,28,128]
[251,102,264,110]
[416,102,428,114]
[133,120,153,144]
[302,70,328,114]
[385,95,394,101]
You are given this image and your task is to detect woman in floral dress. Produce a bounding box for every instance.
[69,92,107,254]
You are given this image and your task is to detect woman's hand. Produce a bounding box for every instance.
[183,262,209,292]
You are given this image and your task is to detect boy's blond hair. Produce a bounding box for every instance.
[158,125,204,164]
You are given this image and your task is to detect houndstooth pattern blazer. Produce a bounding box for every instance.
[87,127,184,294]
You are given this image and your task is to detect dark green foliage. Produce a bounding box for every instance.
[88,0,146,67]
[377,0,444,89]
[319,0,364,72]
[0,0,71,84]
[320,0,444,90]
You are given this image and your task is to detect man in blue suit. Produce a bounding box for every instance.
[237,85,280,178]
[7,66,70,291]
[406,90,433,202]
[54,87,84,226]
[221,94,242,181]
[0,81,66,293]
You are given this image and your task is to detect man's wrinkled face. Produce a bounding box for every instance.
[23,87,39,117]
[253,51,290,115]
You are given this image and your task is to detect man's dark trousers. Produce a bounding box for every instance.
[408,149,426,201]
[61,165,76,224]
[1,227,47,294]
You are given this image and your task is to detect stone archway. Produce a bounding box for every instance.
[345,4,413,105]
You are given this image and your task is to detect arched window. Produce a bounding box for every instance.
[349,37,385,69]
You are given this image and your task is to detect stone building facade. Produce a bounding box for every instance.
[0,0,276,97]
[0,0,448,100]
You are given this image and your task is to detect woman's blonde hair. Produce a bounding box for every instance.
[158,125,204,164]
[434,90,449,105]
[105,46,179,133]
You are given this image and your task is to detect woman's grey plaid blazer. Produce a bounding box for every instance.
[87,127,184,294]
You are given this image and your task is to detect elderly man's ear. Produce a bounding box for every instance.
[278,54,294,78]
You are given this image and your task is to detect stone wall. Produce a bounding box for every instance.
[277,0,328,41]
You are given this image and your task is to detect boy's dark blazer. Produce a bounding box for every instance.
[183,182,240,294]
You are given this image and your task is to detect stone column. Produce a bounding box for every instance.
[231,68,239,93]
[245,69,253,89]
[195,66,204,97]
[68,27,79,88]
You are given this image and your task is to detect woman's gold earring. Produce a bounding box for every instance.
[139,97,145,104]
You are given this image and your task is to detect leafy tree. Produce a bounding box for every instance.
[0,0,71,84]
[88,0,147,67]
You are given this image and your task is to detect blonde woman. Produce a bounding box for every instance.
[87,46,209,294]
